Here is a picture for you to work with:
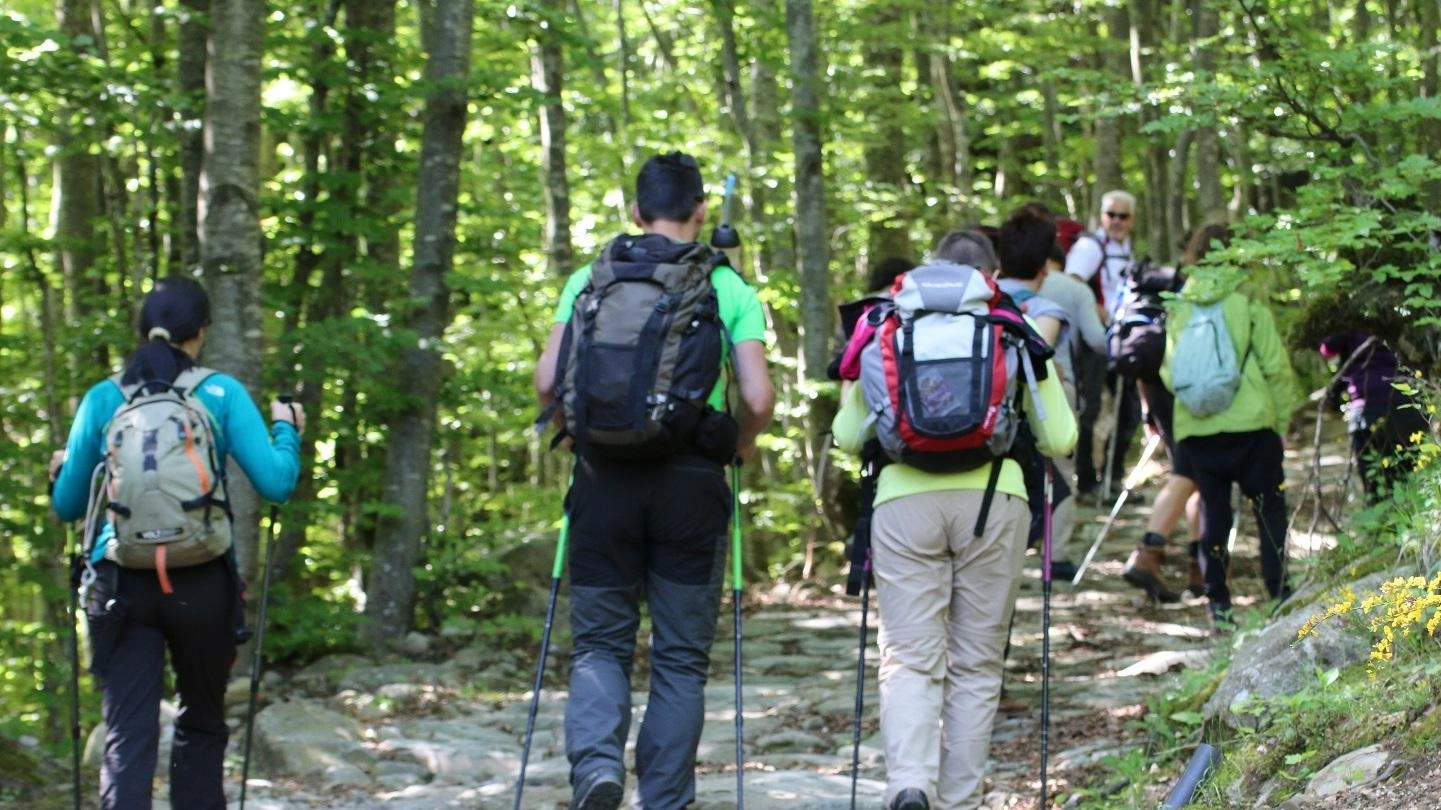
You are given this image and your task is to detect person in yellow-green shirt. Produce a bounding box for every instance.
[832,241,1076,810]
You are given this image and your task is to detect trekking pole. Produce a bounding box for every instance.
[848,553,870,810]
[710,173,741,250]
[66,531,82,810]
[240,395,294,810]
[731,460,746,809]
[1071,431,1163,586]
[1040,461,1054,808]
[514,507,570,810]
[1100,378,1126,500]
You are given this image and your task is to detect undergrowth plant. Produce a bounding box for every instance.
[1299,374,1441,676]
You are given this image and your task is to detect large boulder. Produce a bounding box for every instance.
[251,698,377,787]
[1204,572,1393,728]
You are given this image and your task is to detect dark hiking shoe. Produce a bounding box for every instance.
[1123,545,1181,603]
[1049,559,1079,582]
[573,771,624,810]
[890,788,930,810]
[1208,599,1236,633]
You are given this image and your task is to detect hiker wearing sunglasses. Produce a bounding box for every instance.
[1065,190,1145,503]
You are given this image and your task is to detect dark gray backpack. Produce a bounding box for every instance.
[549,234,727,459]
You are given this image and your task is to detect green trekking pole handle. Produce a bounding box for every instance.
[731,460,745,808]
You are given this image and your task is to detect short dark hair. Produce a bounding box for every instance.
[997,206,1057,281]
[867,256,916,294]
[635,151,705,224]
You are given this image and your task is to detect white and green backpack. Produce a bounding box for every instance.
[99,367,231,570]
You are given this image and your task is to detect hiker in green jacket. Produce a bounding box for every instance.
[1159,225,1299,628]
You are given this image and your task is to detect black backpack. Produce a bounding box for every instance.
[1107,260,1181,381]
[546,233,730,460]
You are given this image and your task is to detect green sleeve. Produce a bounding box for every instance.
[551,265,593,325]
[713,266,767,345]
[1028,359,1079,458]
[832,382,872,455]
[1249,301,1297,435]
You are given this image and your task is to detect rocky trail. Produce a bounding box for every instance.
[101,439,1365,810]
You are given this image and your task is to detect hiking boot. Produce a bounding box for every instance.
[1049,559,1078,583]
[889,788,930,810]
[1184,540,1204,598]
[1123,544,1181,603]
[574,770,624,810]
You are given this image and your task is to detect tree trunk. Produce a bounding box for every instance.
[533,0,573,277]
[1092,6,1128,218]
[1131,0,1170,256]
[1422,0,1440,212]
[54,0,106,376]
[861,4,911,266]
[365,0,474,644]
[1191,0,1225,224]
[786,0,830,380]
[198,0,266,589]
[177,0,208,270]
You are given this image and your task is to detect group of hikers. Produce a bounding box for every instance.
[45,150,1430,810]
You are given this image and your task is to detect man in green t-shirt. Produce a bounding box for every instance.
[534,151,774,810]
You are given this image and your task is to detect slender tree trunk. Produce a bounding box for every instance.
[365,0,474,644]
[1192,0,1225,224]
[177,0,208,270]
[1422,0,1440,211]
[786,0,829,380]
[1131,0,1170,256]
[1092,7,1128,215]
[861,4,911,265]
[54,0,106,375]
[533,0,573,277]
[198,0,266,588]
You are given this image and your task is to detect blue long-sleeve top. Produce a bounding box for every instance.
[51,372,302,561]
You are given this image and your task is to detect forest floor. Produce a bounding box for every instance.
[215,438,1320,810]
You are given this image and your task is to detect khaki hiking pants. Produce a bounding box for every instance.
[873,489,1029,810]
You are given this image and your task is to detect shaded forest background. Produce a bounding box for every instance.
[2,0,1439,753]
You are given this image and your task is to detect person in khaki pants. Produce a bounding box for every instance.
[832,273,1077,810]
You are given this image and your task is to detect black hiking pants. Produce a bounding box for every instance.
[1076,349,1143,493]
[86,556,239,810]
[1177,429,1289,605]
[564,451,730,810]
[1352,395,1429,504]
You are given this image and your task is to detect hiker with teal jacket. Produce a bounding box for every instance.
[1159,226,1298,628]
[49,276,303,810]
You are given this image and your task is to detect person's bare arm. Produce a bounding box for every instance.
[1034,315,1063,348]
[731,339,775,462]
[534,324,567,432]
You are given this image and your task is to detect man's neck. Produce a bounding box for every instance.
[1000,275,1043,291]
[644,220,699,243]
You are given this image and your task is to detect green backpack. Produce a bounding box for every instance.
[100,367,231,570]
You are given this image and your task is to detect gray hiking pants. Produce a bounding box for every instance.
[564,452,730,810]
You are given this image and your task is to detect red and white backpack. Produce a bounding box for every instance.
[842,262,1053,473]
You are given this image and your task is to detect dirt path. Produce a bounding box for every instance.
[217,436,1345,810]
